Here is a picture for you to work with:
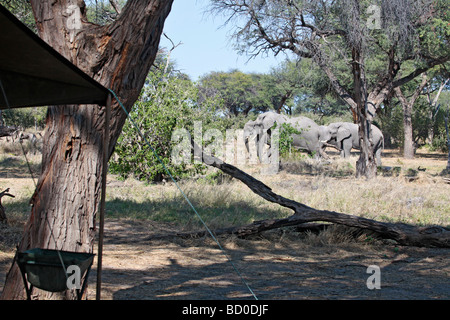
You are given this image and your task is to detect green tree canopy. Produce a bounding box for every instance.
[198,70,272,116]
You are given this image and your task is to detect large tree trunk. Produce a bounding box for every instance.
[425,78,448,145]
[356,119,377,179]
[394,74,428,159]
[396,92,415,159]
[395,88,415,159]
[1,0,173,300]
[403,105,415,159]
[350,42,377,179]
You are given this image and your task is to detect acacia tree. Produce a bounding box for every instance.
[210,0,450,178]
[1,0,173,300]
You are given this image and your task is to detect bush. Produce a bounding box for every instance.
[2,107,46,130]
[110,68,207,182]
[278,122,309,158]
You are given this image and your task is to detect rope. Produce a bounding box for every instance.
[108,89,258,300]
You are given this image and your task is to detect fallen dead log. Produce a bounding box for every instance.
[0,188,15,224]
[186,141,450,248]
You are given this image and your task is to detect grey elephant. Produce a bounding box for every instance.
[244,112,329,161]
[321,122,384,165]
[286,116,329,159]
[244,112,288,161]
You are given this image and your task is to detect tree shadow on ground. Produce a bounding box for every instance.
[280,159,355,178]
[105,198,288,235]
[90,235,450,300]
[382,149,447,161]
[281,148,448,178]
[0,156,41,179]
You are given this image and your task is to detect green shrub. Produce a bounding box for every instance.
[109,67,206,182]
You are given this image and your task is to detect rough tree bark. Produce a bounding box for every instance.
[350,39,378,179]
[1,0,173,300]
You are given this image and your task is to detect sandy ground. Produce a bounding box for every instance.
[79,219,449,300]
[2,204,449,300]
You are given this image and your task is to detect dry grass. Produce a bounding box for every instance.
[1,148,449,300]
[0,148,449,251]
[103,149,449,235]
[274,172,448,226]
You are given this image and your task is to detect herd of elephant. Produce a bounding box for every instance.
[243,112,384,165]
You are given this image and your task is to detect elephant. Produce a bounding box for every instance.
[321,122,384,165]
[286,116,329,159]
[244,112,329,162]
[244,112,288,161]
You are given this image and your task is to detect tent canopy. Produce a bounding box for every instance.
[0,4,110,109]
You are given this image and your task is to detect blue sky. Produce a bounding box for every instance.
[159,0,285,81]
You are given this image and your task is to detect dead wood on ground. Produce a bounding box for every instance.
[0,188,15,224]
[175,142,450,248]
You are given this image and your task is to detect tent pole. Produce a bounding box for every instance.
[96,94,111,300]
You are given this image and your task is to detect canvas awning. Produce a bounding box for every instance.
[0,4,110,109]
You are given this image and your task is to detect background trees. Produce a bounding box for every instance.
[209,0,450,178]
[2,0,448,184]
[198,70,266,117]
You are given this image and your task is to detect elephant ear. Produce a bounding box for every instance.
[244,120,255,130]
[262,116,276,130]
[337,127,351,142]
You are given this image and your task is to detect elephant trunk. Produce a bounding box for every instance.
[321,141,341,151]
